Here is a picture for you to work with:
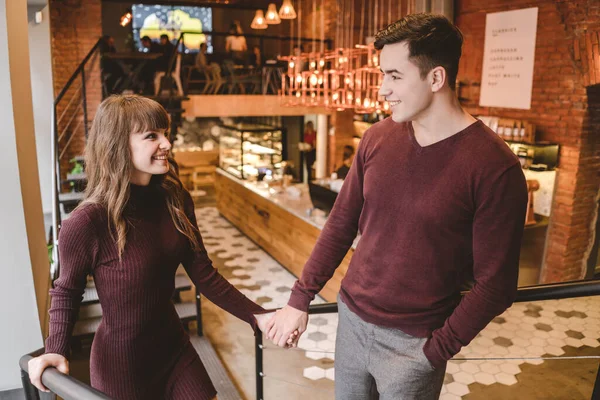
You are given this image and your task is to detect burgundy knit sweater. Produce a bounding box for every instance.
[289,118,528,369]
[45,185,265,398]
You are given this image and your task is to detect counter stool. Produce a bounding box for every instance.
[190,165,216,197]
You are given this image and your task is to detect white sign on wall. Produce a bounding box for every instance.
[479,7,538,109]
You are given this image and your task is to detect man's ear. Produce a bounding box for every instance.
[430,66,447,92]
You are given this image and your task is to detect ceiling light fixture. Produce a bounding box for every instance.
[251,10,268,29]
[265,3,282,24]
[279,0,297,19]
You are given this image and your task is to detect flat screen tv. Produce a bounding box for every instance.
[132,4,212,53]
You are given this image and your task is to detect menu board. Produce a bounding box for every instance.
[479,7,538,109]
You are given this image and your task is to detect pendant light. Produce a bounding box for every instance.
[266,4,282,24]
[120,9,132,27]
[279,0,297,19]
[251,10,268,29]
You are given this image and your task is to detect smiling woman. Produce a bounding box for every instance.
[27,95,284,400]
[129,127,172,186]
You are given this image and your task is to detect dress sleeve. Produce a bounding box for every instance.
[181,191,268,334]
[45,208,99,359]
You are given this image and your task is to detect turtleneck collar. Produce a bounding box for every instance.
[128,183,163,211]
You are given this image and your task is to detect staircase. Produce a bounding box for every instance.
[49,37,243,399]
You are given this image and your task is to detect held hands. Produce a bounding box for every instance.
[28,353,69,392]
[265,305,309,348]
[255,311,299,348]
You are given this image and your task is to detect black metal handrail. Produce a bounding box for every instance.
[255,279,600,400]
[19,348,112,400]
[50,38,102,282]
[54,39,102,106]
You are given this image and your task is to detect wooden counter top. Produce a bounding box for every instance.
[215,169,354,302]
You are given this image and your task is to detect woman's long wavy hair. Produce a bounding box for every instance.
[78,95,200,258]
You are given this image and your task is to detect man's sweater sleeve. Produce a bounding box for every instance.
[288,132,368,312]
[423,162,528,369]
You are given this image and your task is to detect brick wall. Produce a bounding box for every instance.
[455,0,600,282]
[49,0,102,176]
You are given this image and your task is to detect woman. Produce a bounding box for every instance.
[28,95,291,399]
[302,120,317,180]
[225,22,247,65]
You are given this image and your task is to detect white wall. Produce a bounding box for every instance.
[0,0,45,390]
[28,5,54,215]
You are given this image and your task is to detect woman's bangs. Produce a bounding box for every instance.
[129,100,170,134]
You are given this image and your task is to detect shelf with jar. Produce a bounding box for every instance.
[218,122,285,181]
[477,115,559,171]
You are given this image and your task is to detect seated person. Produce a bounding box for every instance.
[249,46,262,68]
[141,35,161,53]
[195,43,210,71]
[137,36,161,94]
[335,145,355,179]
[99,35,125,94]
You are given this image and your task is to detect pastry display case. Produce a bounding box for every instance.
[218,123,284,180]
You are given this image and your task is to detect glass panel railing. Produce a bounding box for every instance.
[256,282,600,400]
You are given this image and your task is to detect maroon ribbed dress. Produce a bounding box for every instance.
[45,184,266,399]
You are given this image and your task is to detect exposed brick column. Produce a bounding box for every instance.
[455,0,600,282]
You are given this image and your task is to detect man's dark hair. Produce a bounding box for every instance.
[141,36,150,42]
[374,13,463,90]
[160,34,169,41]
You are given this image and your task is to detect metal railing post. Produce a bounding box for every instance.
[50,104,61,280]
[195,289,203,337]
[21,369,41,400]
[81,69,89,138]
[255,334,264,400]
[593,362,600,400]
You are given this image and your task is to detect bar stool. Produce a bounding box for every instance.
[190,165,217,197]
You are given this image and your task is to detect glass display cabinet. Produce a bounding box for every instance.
[218,123,284,180]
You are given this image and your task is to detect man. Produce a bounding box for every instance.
[140,35,160,53]
[195,42,209,70]
[99,35,124,95]
[266,13,528,400]
[137,36,162,94]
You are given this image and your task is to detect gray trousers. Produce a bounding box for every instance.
[335,297,446,400]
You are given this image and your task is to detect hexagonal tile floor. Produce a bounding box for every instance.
[195,206,600,399]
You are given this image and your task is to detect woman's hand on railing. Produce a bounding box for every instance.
[28,353,69,392]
